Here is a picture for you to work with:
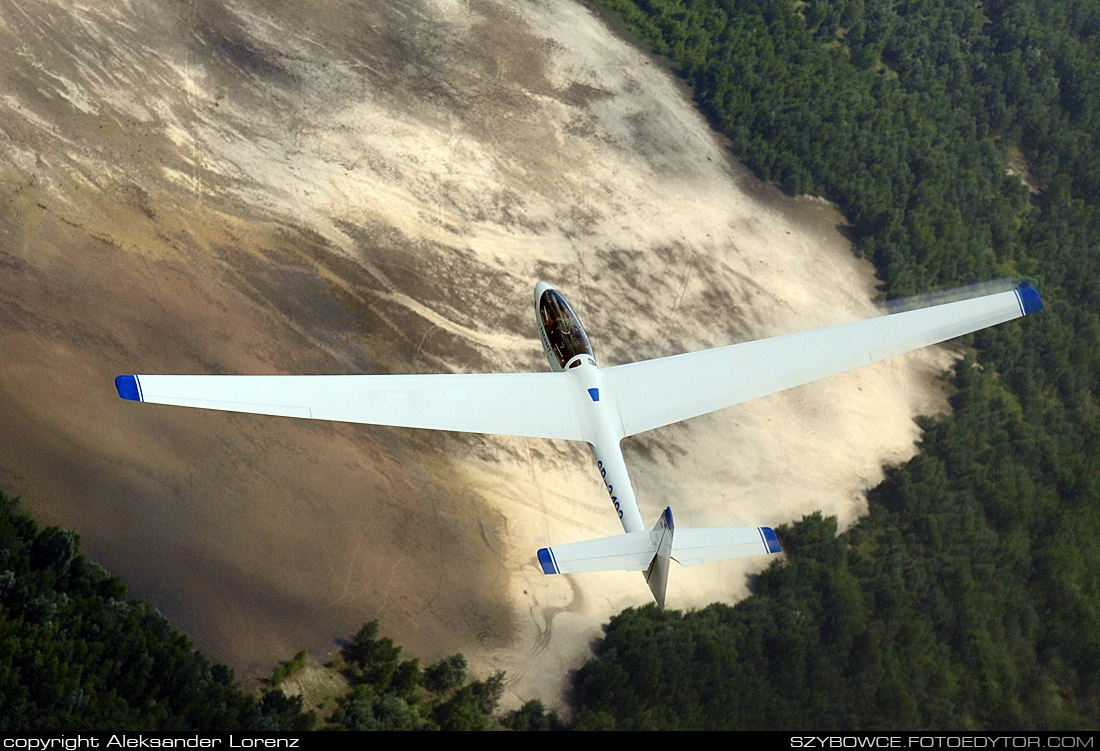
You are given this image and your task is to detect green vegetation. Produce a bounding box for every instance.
[324,620,506,730]
[0,489,515,731]
[6,0,1100,732]
[501,699,565,731]
[0,490,314,731]
[570,0,1100,729]
[269,649,308,688]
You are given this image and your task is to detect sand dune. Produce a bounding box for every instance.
[0,0,951,707]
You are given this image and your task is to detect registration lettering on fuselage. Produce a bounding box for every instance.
[597,460,623,519]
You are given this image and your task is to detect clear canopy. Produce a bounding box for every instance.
[539,288,594,369]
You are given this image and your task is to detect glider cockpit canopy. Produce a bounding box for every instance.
[539,288,595,369]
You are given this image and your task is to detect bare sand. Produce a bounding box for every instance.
[0,0,952,708]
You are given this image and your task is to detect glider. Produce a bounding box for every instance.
[116,281,1043,606]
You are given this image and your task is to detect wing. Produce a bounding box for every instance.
[603,286,1043,437]
[115,372,584,441]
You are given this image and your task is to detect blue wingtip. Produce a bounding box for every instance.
[115,375,141,402]
[760,527,782,554]
[537,548,558,575]
[1018,286,1044,316]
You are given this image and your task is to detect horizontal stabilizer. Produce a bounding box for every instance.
[538,531,657,574]
[538,523,781,575]
[673,526,781,567]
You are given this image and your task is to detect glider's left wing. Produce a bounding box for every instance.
[115,372,584,441]
[604,286,1043,437]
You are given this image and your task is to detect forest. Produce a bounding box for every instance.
[567,0,1099,729]
[0,490,524,730]
[0,491,311,730]
[4,0,1099,731]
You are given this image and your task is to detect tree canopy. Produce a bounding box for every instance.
[572,0,1100,729]
[0,491,313,731]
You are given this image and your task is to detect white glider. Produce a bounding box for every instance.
[116,282,1043,606]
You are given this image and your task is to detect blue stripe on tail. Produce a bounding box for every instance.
[661,506,674,532]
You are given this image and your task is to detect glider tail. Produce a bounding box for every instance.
[643,507,674,608]
[536,508,782,608]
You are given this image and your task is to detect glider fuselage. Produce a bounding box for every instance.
[534,282,645,533]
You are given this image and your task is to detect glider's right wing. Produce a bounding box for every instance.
[114,372,584,441]
[603,286,1043,437]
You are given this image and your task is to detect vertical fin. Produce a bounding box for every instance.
[643,506,674,608]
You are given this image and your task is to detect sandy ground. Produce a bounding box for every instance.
[0,0,953,708]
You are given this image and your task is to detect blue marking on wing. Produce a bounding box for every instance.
[760,527,782,554]
[588,388,599,402]
[1018,286,1044,315]
[537,548,559,575]
[115,375,142,402]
